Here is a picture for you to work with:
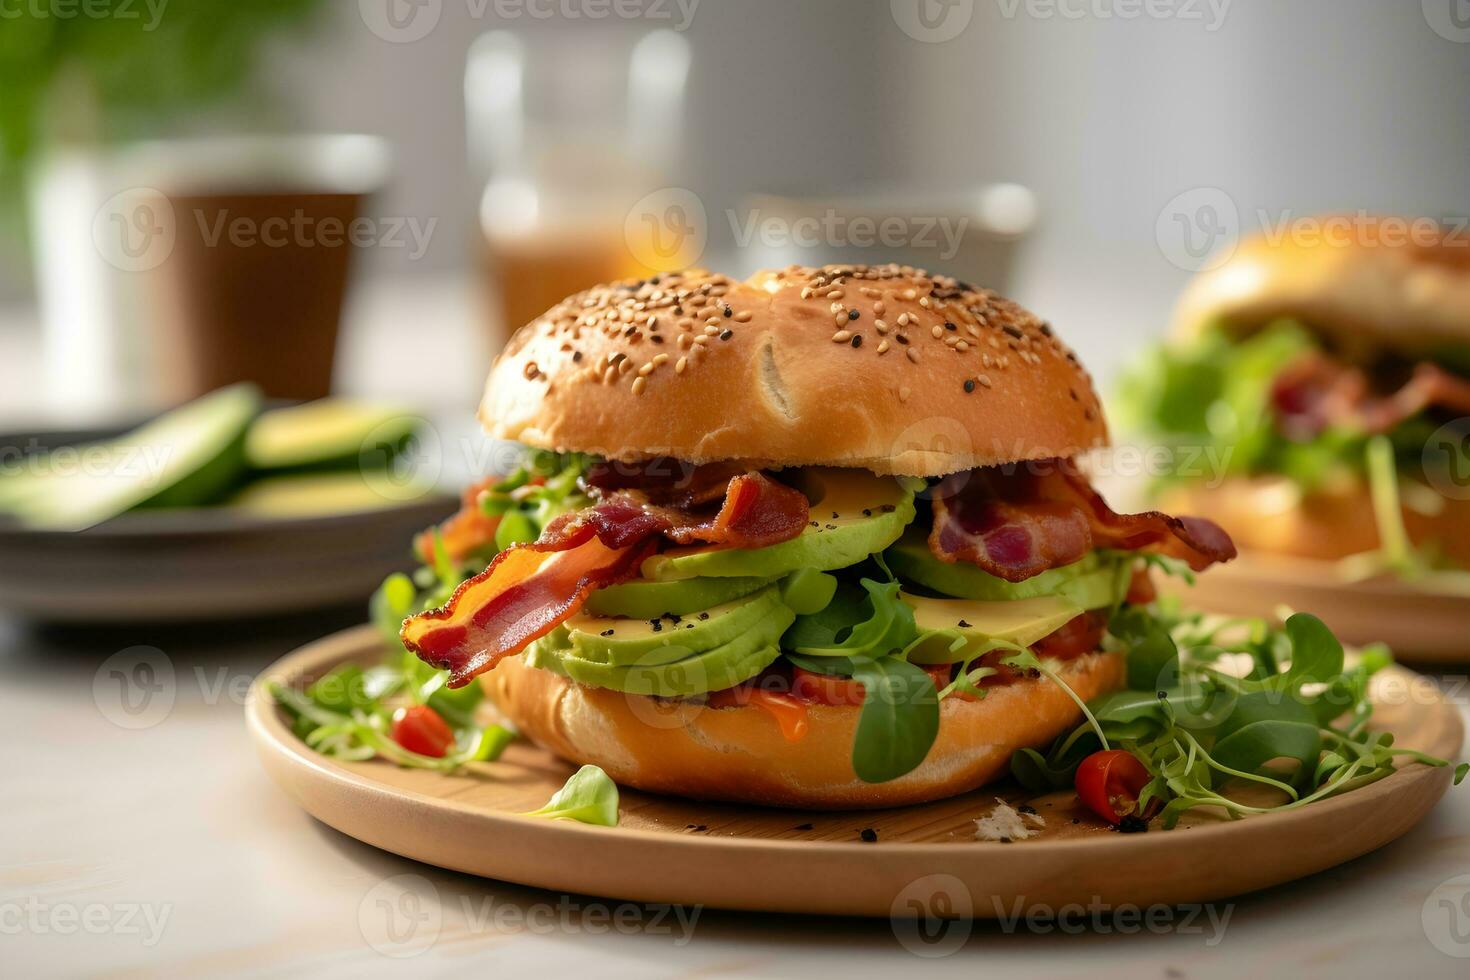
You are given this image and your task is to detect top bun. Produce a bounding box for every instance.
[1171,215,1470,359]
[479,264,1107,477]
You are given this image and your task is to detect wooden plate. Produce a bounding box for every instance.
[1160,549,1470,665]
[248,625,1464,918]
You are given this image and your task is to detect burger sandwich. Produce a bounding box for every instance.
[398,264,1238,809]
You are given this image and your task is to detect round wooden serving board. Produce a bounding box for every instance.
[248,625,1464,918]
[1160,549,1470,665]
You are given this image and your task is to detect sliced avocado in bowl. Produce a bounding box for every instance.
[3,384,262,531]
[640,468,917,581]
[245,399,419,472]
[225,470,438,518]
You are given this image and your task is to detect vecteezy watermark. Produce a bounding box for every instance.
[0,0,169,30]
[191,209,437,262]
[890,874,974,956]
[357,874,701,958]
[359,874,442,958]
[624,187,709,273]
[993,0,1231,30]
[1155,199,1470,272]
[0,898,172,947]
[0,439,174,483]
[1423,873,1470,958]
[359,0,699,43]
[729,208,971,263]
[91,190,438,270]
[1424,418,1470,502]
[92,187,176,273]
[92,649,277,730]
[891,0,976,43]
[994,895,1234,941]
[1422,0,1470,43]
[1155,186,1240,272]
[93,647,177,730]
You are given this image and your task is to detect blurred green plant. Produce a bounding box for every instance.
[0,0,327,241]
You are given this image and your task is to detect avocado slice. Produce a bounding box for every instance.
[901,592,1087,664]
[563,585,788,666]
[224,471,437,517]
[244,398,419,472]
[4,384,261,530]
[532,602,793,696]
[887,531,1131,605]
[584,575,774,619]
[640,468,917,581]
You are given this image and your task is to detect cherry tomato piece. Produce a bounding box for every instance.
[1075,749,1152,825]
[392,704,455,758]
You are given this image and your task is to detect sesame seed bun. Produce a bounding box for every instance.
[1171,216,1470,359]
[480,265,1108,477]
[483,649,1125,810]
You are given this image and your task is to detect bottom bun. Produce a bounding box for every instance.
[482,650,1125,809]
[1164,477,1470,566]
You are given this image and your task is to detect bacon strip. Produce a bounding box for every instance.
[401,472,809,686]
[929,462,1236,582]
[1272,353,1470,440]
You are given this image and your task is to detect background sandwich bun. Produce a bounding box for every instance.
[483,650,1125,810]
[479,264,1108,477]
[1171,215,1470,359]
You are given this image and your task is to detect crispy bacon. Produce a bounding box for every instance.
[582,457,748,508]
[1272,352,1470,440]
[929,461,1236,582]
[401,471,809,686]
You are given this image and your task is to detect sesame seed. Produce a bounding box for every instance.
[964,379,976,393]
[956,340,969,352]
[945,321,957,331]
[874,301,886,315]
[835,312,848,327]
[874,319,888,334]
[850,334,862,348]
[677,334,693,349]
[632,377,647,395]
[676,356,688,374]
[897,313,911,326]
[735,311,753,322]
[906,347,920,363]
[931,325,944,339]
[977,374,992,387]
[826,289,844,299]
[705,325,720,336]
[903,289,917,300]
[848,309,860,321]
[876,339,890,354]
[719,329,733,341]
[652,353,669,367]
[638,362,655,377]
[832,330,852,343]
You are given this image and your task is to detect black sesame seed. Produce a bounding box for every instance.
[848,309,860,321]
[1003,324,1024,339]
[1017,804,1037,815]
[572,351,583,362]
[719,329,733,341]
[850,335,862,348]
[963,379,976,393]
[723,306,733,317]
[600,629,615,637]
[859,828,878,843]
[945,321,957,331]
[698,612,710,621]
[957,619,972,628]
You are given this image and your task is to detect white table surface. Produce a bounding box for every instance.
[4,278,1470,976]
[3,603,1469,979]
